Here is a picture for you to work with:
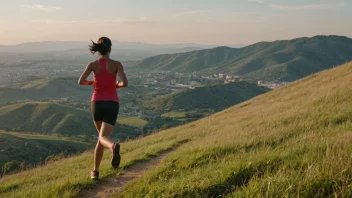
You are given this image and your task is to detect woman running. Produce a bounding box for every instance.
[78,37,128,180]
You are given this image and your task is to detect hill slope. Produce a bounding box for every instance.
[0,102,140,140]
[0,76,140,102]
[1,62,352,197]
[0,102,95,135]
[132,35,352,81]
[142,81,268,112]
[0,77,92,101]
[0,131,92,172]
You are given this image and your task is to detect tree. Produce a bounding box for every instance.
[2,160,20,174]
[161,124,169,130]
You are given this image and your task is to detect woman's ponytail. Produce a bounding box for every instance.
[89,37,112,55]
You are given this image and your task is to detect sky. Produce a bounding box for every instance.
[0,0,351,45]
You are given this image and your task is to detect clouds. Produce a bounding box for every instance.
[24,5,63,12]
[30,17,151,25]
[247,1,346,11]
[172,10,208,18]
[270,2,346,11]
[248,0,264,3]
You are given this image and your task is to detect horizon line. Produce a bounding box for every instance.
[0,34,350,47]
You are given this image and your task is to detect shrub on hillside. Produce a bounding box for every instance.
[2,160,25,175]
[45,152,66,164]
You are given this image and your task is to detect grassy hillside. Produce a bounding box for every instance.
[141,81,268,112]
[118,116,148,128]
[1,62,352,197]
[0,102,95,135]
[161,111,187,119]
[132,35,352,81]
[0,76,140,102]
[0,77,92,101]
[0,102,141,140]
[0,131,92,172]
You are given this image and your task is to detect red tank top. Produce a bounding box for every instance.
[91,58,119,102]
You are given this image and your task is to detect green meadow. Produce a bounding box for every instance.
[117,116,149,128]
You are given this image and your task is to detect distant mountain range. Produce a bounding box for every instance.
[141,81,268,112]
[0,40,217,52]
[0,41,220,61]
[131,35,352,81]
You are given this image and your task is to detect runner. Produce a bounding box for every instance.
[78,37,128,180]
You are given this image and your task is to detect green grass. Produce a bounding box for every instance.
[161,112,187,119]
[0,131,191,197]
[0,131,92,169]
[117,116,148,128]
[1,62,352,197]
[120,62,352,197]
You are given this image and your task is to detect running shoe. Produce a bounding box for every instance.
[90,170,99,180]
[111,143,121,169]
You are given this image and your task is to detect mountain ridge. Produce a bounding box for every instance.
[131,35,352,81]
[0,40,217,53]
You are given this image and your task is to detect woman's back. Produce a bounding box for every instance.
[91,58,119,102]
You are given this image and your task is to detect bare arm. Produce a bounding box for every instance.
[116,62,128,89]
[78,62,94,85]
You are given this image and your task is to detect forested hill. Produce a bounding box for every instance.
[132,35,352,81]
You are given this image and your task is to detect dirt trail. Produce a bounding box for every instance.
[80,149,174,198]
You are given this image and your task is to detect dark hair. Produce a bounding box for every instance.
[89,37,112,55]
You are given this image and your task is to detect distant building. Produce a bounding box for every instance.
[224,79,236,84]
[61,98,68,102]
[190,81,201,87]
[175,83,193,89]
[258,80,285,89]
[219,74,224,79]
[145,78,158,85]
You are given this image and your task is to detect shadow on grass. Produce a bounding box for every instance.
[179,158,284,197]
[0,184,19,194]
[122,139,191,170]
[302,179,340,198]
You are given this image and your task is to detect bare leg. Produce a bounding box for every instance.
[93,121,104,171]
[99,122,115,149]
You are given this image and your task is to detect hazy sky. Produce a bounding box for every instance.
[0,0,351,45]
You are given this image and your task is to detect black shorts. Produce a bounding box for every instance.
[91,101,119,126]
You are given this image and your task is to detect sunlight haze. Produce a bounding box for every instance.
[0,0,351,45]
